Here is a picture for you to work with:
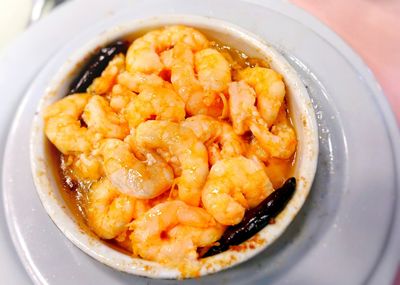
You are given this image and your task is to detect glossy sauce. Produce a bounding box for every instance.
[46,141,133,254]
[45,142,90,231]
[49,41,296,255]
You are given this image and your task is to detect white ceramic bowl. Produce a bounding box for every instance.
[30,15,318,279]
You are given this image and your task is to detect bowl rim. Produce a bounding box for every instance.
[30,14,319,279]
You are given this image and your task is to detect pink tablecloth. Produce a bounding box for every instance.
[291,0,400,124]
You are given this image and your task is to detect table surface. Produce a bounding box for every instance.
[291,0,400,124]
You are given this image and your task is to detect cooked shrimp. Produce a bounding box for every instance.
[70,152,103,180]
[114,230,134,253]
[245,138,270,162]
[170,43,201,102]
[159,48,174,69]
[86,177,149,239]
[87,54,125,95]
[168,224,224,248]
[170,43,229,117]
[117,71,168,94]
[237,66,285,126]
[82,95,129,139]
[135,121,208,206]
[202,156,274,225]
[229,81,297,159]
[99,138,174,199]
[109,84,136,112]
[228,80,258,135]
[194,48,231,93]
[130,200,224,270]
[250,107,297,159]
[206,143,223,165]
[44,25,299,269]
[185,90,225,118]
[123,86,185,129]
[44,93,93,154]
[181,115,245,164]
[126,25,209,74]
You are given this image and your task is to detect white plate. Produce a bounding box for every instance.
[29,15,319,278]
[1,0,399,284]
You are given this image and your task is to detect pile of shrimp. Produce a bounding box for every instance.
[43,25,297,276]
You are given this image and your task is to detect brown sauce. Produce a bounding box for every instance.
[211,41,270,69]
[46,141,133,254]
[45,142,91,233]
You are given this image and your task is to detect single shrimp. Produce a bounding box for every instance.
[169,42,202,103]
[130,200,224,271]
[87,54,125,95]
[237,66,286,126]
[135,121,209,206]
[202,156,274,225]
[181,115,245,165]
[99,138,174,199]
[229,81,297,159]
[117,71,169,94]
[126,25,209,74]
[249,106,297,159]
[82,95,129,139]
[123,86,185,129]
[109,84,136,113]
[194,48,231,93]
[170,43,229,117]
[86,177,150,239]
[125,132,183,180]
[44,93,93,154]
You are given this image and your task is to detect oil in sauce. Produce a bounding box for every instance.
[46,141,132,254]
[48,41,296,256]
